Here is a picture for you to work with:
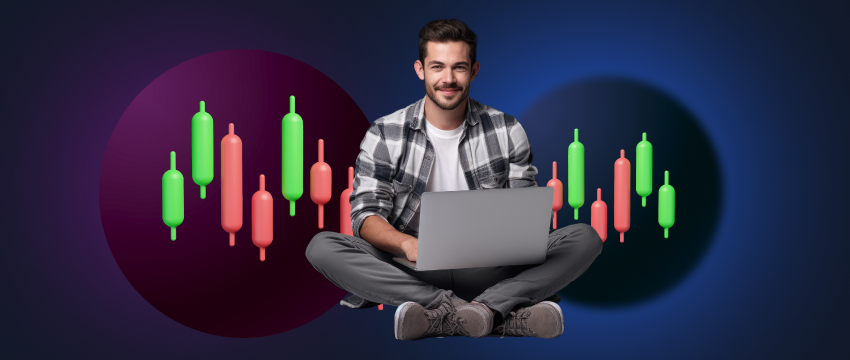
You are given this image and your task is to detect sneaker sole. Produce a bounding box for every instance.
[539,301,564,337]
[394,301,416,340]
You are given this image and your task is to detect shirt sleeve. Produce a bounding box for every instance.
[506,120,539,188]
[507,120,555,229]
[349,121,397,239]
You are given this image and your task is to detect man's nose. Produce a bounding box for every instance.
[441,69,457,86]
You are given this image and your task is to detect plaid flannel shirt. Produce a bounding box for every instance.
[349,95,545,239]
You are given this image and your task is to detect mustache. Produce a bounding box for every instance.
[435,84,462,91]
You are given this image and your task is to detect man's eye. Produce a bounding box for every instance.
[433,66,442,70]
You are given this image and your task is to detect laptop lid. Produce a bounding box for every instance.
[411,186,553,271]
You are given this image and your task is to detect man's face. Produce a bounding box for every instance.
[416,41,479,111]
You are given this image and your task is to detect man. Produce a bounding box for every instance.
[306,19,602,340]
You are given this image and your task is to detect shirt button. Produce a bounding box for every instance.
[398,225,404,230]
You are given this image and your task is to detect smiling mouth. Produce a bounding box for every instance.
[438,88,460,95]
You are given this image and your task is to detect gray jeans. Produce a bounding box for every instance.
[305,223,602,319]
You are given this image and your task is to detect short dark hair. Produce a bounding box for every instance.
[418,19,478,65]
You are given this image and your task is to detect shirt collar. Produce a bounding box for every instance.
[411,95,480,131]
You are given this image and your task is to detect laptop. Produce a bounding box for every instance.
[392,186,554,271]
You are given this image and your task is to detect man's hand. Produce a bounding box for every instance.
[359,215,420,261]
[400,236,418,262]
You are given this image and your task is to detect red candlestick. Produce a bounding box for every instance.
[546,161,563,229]
[310,139,332,229]
[221,123,243,247]
[591,188,608,243]
[252,175,273,261]
[340,167,354,236]
[614,150,631,243]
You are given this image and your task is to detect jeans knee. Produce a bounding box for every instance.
[575,223,603,253]
[305,231,335,267]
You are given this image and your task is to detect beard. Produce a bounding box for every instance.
[425,82,469,111]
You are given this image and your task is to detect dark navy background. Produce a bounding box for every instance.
[3,0,848,358]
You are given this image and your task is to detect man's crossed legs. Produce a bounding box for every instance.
[305,223,602,340]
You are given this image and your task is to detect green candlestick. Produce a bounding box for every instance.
[568,128,585,220]
[191,101,214,199]
[636,132,653,207]
[658,171,675,238]
[162,151,185,241]
[282,96,303,216]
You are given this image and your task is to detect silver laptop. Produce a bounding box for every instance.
[393,186,554,271]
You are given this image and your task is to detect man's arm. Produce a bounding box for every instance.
[359,216,418,261]
[505,120,539,188]
[349,122,419,261]
[507,119,556,228]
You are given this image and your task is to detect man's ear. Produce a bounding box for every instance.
[414,60,425,81]
[470,61,481,82]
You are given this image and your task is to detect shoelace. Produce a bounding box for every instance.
[423,303,471,338]
[499,309,536,338]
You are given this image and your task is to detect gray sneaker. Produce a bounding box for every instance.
[492,301,564,339]
[454,302,495,338]
[394,293,470,340]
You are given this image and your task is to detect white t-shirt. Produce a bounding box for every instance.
[406,118,469,233]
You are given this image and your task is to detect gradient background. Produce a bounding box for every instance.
[98,50,366,338]
[3,0,849,359]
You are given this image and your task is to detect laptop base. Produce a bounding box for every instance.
[392,257,418,270]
